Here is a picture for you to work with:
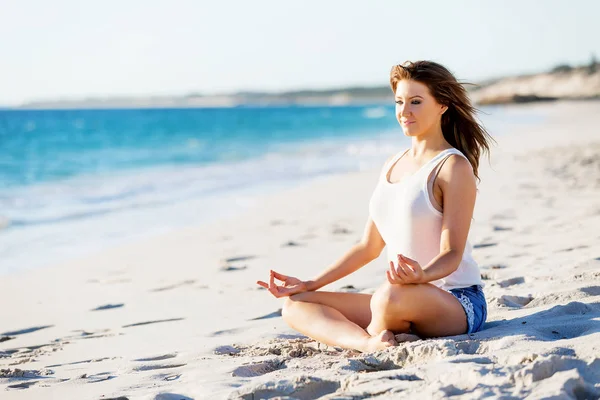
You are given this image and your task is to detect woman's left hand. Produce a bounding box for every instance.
[387,254,425,284]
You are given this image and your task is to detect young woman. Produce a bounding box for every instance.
[257,60,494,352]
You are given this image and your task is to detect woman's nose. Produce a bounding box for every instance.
[399,104,411,116]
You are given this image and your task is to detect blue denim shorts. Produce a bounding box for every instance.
[448,285,487,334]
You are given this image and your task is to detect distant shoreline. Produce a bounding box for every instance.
[7,63,600,110]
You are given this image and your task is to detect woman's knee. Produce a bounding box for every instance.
[370,282,422,313]
[282,293,310,319]
[281,296,297,321]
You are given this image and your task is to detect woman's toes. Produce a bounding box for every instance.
[361,329,400,352]
[394,333,420,342]
[380,330,398,347]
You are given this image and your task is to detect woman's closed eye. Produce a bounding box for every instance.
[395,100,421,105]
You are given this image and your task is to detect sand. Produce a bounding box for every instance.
[1,100,599,399]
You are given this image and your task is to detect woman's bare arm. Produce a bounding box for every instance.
[259,155,392,295]
[306,216,386,291]
[305,155,394,291]
[420,154,477,282]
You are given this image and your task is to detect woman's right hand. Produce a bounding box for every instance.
[256,270,309,298]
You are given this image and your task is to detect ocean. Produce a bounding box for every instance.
[0,105,544,273]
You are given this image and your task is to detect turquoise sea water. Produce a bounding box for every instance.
[0,105,545,273]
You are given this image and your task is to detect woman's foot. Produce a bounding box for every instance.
[361,330,398,352]
[394,332,421,342]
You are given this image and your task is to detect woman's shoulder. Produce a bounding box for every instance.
[438,152,476,185]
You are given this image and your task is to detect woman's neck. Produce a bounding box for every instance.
[409,131,450,158]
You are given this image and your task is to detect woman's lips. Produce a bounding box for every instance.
[402,121,415,125]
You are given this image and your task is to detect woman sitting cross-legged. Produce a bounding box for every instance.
[257,60,494,353]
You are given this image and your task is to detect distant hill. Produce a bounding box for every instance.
[15,86,395,109]
[13,62,600,109]
[469,62,600,105]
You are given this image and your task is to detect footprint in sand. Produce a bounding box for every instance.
[133,364,187,372]
[219,264,247,272]
[91,303,124,311]
[213,345,241,356]
[1,342,63,362]
[230,375,340,399]
[209,328,242,337]
[1,369,53,378]
[491,212,516,220]
[231,359,286,377]
[131,354,185,377]
[79,372,116,383]
[473,242,497,249]
[46,357,112,368]
[151,280,196,292]
[449,355,493,365]
[224,255,257,263]
[248,309,282,321]
[122,318,185,328]
[526,288,600,308]
[155,393,194,400]
[496,295,534,308]
[133,353,178,362]
[157,373,181,381]
[573,271,600,281]
[281,241,304,247]
[508,253,528,258]
[7,381,39,390]
[3,369,54,390]
[332,227,353,235]
[2,325,54,336]
[556,245,589,253]
[63,329,114,340]
[498,277,525,288]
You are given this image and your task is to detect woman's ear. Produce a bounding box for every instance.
[441,105,448,115]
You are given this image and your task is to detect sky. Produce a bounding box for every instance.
[1,0,598,105]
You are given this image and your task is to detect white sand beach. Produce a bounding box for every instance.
[1,100,600,399]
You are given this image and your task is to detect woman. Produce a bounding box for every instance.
[257,60,494,352]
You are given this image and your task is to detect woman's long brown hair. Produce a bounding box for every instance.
[390,60,494,180]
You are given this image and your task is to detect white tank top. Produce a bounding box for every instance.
[369,147,483,291]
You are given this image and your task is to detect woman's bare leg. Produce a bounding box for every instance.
[282,291,397,352]
[367,282,468,338]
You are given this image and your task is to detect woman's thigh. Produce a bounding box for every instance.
[287,291,373,329]
[373,282,468,337]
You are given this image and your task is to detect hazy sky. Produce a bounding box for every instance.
[1,0,598,105]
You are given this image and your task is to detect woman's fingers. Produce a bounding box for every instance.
[398,256,425,284]
[395,256,411,278]
[399,254,421,271]
[269,270,276,290]
[398,261,414,278]
[256,280,268,289]
[258,278,298,298]
[388,262,403,284]
[269,286,281,297]
[386,270,396,284]
[271,270,289,282]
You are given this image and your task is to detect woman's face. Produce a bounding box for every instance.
[394,79,447,137]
